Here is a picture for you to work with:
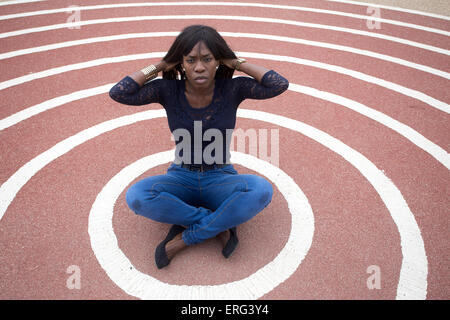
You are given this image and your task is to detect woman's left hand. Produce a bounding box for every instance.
[220,58,237,69]
[161,60,179,72]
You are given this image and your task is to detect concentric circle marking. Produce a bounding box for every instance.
[0,110,428,299]
[0,0,438,301]
[88,150,314,300]
[1,51,447,171]
[1,15,448,79]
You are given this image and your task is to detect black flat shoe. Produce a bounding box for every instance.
[222,227,238,258]
[155,224,186,269]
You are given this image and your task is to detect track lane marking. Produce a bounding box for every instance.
[89,150,314,299]
[326,0,450,21]
[0,0,45,6]
[1,42,448,112]
[2,25,448,60]
[0,1,448,35]
[1,52,448,170]
[1,15,448,80]
[0,109,428,299]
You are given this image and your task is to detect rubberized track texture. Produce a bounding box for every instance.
[0,0,448,300]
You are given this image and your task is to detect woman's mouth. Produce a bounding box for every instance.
[194,76,208,84]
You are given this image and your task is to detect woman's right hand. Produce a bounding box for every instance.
[220,58,237,69]
[161,60,179,72]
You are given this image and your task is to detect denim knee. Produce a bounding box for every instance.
[258,177,273,208]
[245,175,273,209]
[126,183,144,214]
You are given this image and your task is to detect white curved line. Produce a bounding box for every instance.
[326,0,450,21]
[287,82,450,169]
[0,53,165,92]
[1,51,448,170]
[0,0,433,301]
[0,1,447,36]
[0,0,45,6]
[238,108,428,300]
[1,16,448,80]
[1,21,448,60]
[0,109,428,299]
[0,109,164,221]
[89,150,314,299]
[0,37,447,113]
[0,33,177,61]
[0,83,113,130]
[235,51,449,114]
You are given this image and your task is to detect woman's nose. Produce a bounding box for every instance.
[194,61,206,72]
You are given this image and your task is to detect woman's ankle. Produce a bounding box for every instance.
[165,233,187,260]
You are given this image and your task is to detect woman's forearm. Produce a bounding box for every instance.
[129,60,168,87]
[222,58,270,83]
[235,61,270,83]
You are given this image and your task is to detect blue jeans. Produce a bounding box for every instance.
[125,163,273,245]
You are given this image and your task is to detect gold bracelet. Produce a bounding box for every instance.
[141,64,158,81]
[234,58,247,71]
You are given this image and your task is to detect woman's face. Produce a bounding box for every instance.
[182,41,219,89]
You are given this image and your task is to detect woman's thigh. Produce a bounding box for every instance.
[126,172,201,210]
[199,166,273,211]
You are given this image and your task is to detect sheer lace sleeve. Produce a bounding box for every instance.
[233,70,289,101]
[109,76,165,106]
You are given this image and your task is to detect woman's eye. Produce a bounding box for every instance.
[186,59,194,63]
[204,57,212,62]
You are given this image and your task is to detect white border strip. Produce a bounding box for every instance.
[0,1,447,35]
[0,20,448,80]
[0,109,428,299]
[326,0,450,21]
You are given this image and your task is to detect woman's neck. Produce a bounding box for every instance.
[185,79,215,97]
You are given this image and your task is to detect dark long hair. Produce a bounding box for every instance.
[163,25,237,80]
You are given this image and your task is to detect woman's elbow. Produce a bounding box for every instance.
[275,78,289,96]
[109,87,126,104]
[109,89,116,101]
[280,79,289,93]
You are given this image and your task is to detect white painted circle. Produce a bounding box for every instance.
[88,150,314,300]
[2,109,427,299]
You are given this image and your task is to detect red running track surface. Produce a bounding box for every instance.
[0,0,448,300]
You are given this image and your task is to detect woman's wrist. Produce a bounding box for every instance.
[156,60,168,72]
[231,60,270,83]
[234,58,247,71]
[140,60,170,82]
[221,58,247,71]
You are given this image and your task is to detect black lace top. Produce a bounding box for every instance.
[109,70,289,165]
